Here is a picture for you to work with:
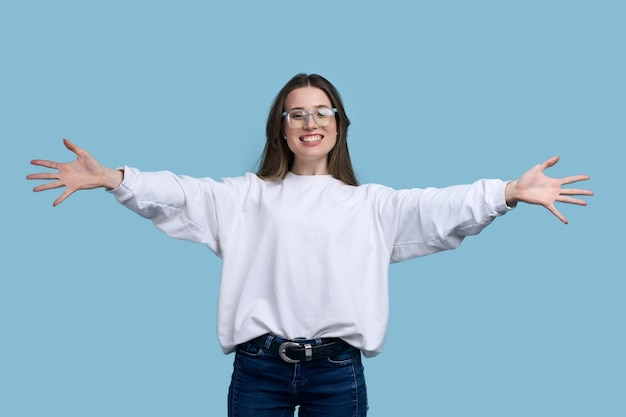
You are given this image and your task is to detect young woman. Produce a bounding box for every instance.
[28,73,592,417]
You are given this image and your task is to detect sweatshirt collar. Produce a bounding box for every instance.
[285,171,336,184]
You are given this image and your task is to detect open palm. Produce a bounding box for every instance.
[508,156,593,224]
[27,139,121,206]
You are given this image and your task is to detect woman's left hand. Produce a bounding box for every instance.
[505,156,593,224]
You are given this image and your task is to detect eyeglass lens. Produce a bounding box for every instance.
[287,108,335,128]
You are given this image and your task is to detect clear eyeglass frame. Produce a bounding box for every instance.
[282,107,338,128]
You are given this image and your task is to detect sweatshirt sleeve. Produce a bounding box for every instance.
[108,166,240,256]
[378,179,513,263]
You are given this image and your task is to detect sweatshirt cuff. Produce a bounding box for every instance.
[107,166,138,203]
[499,180,516,213]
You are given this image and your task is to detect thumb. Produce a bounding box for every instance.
[540,155,560,172]
[63,138,80,155]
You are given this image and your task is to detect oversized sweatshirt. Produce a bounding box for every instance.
[110,168,513,357]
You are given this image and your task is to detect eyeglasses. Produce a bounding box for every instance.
[282,107,337,128]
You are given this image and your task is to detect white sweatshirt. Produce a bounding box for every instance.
[110,168,512,357]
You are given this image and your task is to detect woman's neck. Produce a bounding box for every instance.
[290,160,329,176]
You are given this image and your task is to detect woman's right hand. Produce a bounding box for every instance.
[27,138,124,206]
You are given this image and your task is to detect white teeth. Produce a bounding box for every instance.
[301,135,322,143]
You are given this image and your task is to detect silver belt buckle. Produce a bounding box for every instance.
[278,341,313,363]
[278,341,302,363]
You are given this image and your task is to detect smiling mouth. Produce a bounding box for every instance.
[300,135,323,143]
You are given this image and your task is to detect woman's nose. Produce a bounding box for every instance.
[303,113,318,129]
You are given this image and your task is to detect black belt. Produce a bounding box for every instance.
[248,334,352,364]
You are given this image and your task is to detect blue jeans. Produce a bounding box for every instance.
[228,335,368,417]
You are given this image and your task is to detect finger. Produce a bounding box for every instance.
[26,172,60,181]
[561,174,591,185]
[558,187,594,197]
[33,181,64,192]
[540,155,560,171]
[30,159,59,169]
[556,196,589,206]
[547,204,568,224]
[63,138,80,154]
[53,189,74,207]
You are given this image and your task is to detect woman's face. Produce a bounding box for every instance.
[283,86,337,175]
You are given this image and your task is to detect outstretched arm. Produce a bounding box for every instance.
[27,138,123,206]
[505,155,593,224]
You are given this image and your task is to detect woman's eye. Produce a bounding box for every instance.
[317,108,333,118]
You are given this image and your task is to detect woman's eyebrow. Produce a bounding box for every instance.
[287,104,331,110]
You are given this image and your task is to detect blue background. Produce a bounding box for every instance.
[2,1,623,416]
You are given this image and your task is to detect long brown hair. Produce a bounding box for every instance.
[257,73,358,186]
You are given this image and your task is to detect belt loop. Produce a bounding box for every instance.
[264,334,274,350]
[315,337,323,346]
